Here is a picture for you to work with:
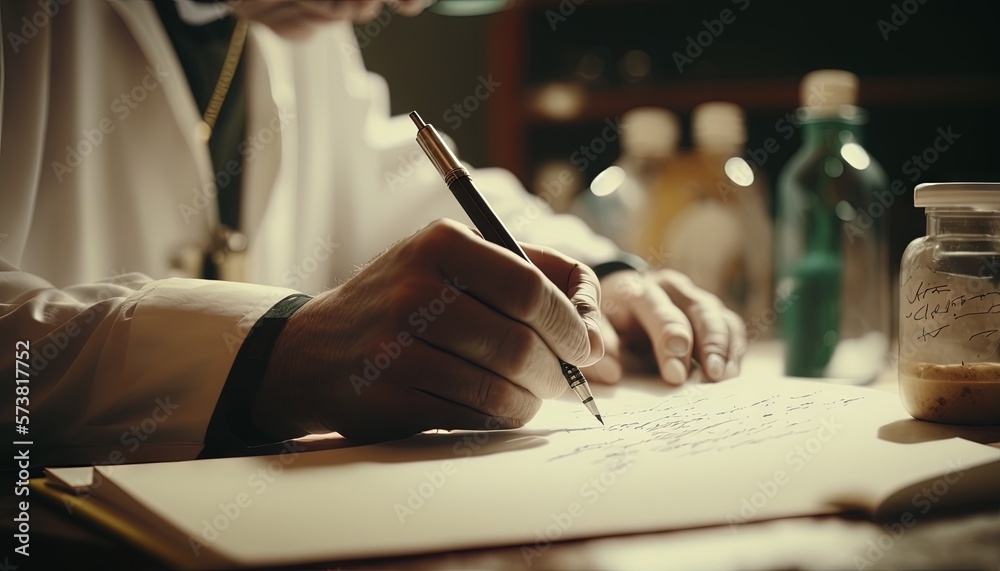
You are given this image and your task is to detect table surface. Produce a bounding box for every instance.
[6,343,1000,570]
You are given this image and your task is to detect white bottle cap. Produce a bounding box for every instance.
[620,107,680,159]
[800,69,858,115]
[914,182,1000,208]
[692,102,745,152]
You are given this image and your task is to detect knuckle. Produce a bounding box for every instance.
[473,374,496,412]
[510,266,548,321]
[412,219,466,259]
[491,395,542,428]
[471,375,541,423]
[492,325,538,378]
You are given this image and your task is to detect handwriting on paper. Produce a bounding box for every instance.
[546,390,863,465]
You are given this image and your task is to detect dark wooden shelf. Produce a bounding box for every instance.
[521,75,1000,124]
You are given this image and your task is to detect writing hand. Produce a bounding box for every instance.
[251,219,603,443]
[584,269,746,385]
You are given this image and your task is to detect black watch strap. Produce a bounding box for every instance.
[200,293,312,457]
[592,252,649,280]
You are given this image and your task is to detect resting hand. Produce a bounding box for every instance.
[251,219,603,443]
[583,269,746,386]
[228,0,425,40]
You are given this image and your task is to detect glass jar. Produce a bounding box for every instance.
[899,183,1000,424]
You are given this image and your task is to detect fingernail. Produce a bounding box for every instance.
[724,360,739,379]
[706,354,725,379]
[665,336,690,356]
[663,358,687,385]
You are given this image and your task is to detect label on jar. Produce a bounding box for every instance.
[900,266,999,365]
[899,262,1000,424]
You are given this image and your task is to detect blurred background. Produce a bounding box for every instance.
[359,0,1000,351]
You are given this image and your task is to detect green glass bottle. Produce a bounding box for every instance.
[775,70,891,382]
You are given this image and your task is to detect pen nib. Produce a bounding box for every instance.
[596,415,604,426]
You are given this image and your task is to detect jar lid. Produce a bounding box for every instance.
[914,182,1000,208]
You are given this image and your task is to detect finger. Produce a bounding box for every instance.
[402,339,542,423]
[409,286,567,399]
[243,4,327,39]
[329,338,540,443]
[621,276,694,386]
[412,220,593,366]
[657,270,730,381]
[522,243,604,367]
[582,316,622,384]
[295,1,352,22]
[392,0,426,16]
[723,310,748,379]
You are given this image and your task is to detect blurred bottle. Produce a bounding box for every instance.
[532,160,583,214]
[617,49,653,85]
[572,107,680,254]
[647,102,773,324]
[775,70,890,382]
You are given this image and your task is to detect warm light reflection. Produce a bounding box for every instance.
[840,142,871,170]
[590,166,627,197]
[724,157,755,187]
[533,83,586,120]
[835,200,857,221]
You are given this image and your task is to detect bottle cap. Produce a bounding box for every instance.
[620,107,680,159]
[800,69,858,115]
[692,102,745,152]
[914,182,1000,208]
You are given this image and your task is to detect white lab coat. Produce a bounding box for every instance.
[0,0,618,465]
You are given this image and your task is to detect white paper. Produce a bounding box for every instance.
[49,376,1000,569]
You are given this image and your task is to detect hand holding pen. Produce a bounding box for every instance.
[411,111,604,424]
[251,123,605,443]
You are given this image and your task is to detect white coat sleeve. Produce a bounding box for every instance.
[0,4,299,466]
[0,271,298,467]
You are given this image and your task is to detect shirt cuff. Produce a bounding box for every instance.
[592,252,650,280]
[200,293,312,457]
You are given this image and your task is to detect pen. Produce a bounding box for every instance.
[409,111,604,426]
